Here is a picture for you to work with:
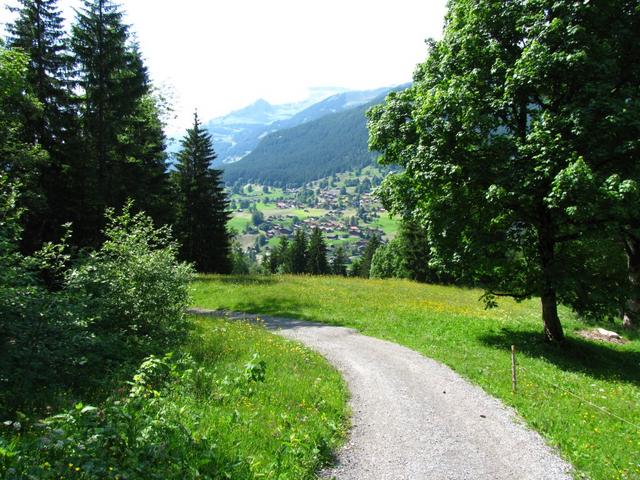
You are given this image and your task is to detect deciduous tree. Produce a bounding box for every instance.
[368,0,640,341]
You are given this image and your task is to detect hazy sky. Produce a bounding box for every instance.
[1,0,447,133]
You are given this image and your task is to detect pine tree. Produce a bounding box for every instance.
[331,245,348,276]
[175,112,231,273]
[359,234,381,278]
[114,88,174,227]
[71,0,172,245]
[72,0,131,207]
[398,220,432,283]
[8,0,70,148]
[268,237,290,273]
[7,0,76,251]
[307,227,329,275]
[290,229,308,274]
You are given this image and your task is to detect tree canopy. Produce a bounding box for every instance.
[368,0,640,341]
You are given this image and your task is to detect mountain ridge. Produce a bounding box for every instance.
[204,85,403,165]
[220,83,410,186]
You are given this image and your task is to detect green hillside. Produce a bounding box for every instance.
[222,100,381,186]
[193,275,640,480]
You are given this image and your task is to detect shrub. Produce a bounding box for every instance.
[67,205,194,349]
[0,198,194,417]
[370,238,407,279]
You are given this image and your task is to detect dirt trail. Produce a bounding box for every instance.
[189,308,573,480]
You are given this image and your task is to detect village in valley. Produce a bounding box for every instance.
[227,166,399,263]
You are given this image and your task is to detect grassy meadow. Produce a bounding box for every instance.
[179,316,349,478]
[0,316,348,479]
[192,275,640,480]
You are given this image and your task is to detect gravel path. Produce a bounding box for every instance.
[189,308,573,480]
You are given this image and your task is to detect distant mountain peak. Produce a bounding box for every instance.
[251,98,271,107]
[202,84,407,166]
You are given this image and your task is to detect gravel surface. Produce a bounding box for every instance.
[189,308,573,480]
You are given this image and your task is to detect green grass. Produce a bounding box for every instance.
[228,213,251,232]
[1,316,349,479]
[192,275,640,480]
[372,211,399,237]
[260,207,328,219]
[177,316,349,478]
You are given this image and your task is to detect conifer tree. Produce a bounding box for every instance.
[72,0,132,207]
[268,237,290,273]
[358,234,381,278]
[307,227,329,275]
[175,112,231,273]
[71,0,172,245]
[8,0,70,149]
[398,220,432,283]
[331,245,348,276]
[290,229,308,274]
[7,0,76,251]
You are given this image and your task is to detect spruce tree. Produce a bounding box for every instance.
[359,234,381,278]
[71,0,172,245]
[331,245,348,276]
[175,112,231,273]
[268,236,290,273]
[398,220,432,283]
[290,229,308,274]
[307,227,329,275]
[72,0,131,209]
[7,0,76,251]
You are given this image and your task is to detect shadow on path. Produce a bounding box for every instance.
[187,307,349,332]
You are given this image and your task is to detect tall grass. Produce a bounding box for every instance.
[177,317,349,478]
[0,316,349,479]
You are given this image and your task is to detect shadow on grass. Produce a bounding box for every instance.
[479,328,640,386]
[193,296,351,331]
[232,298,319,322]
[198,275,278,286]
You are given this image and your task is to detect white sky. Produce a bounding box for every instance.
[1,0,447,134]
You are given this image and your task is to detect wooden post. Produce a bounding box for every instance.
[511,345,517,394]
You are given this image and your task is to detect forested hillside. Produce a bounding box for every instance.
[222,98,383,186]
[204,86,393,165]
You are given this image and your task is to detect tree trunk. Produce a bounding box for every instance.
[541,290,564,342]
[623,234,640,329]
[538,208,565,343]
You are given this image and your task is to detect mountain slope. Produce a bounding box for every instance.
[206,86,399,166]
[222,97,384,186]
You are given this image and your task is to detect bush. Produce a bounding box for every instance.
[67,206,194,348]
[1,354,213,480]
[0,198,194,417]
[370,238,407,279]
